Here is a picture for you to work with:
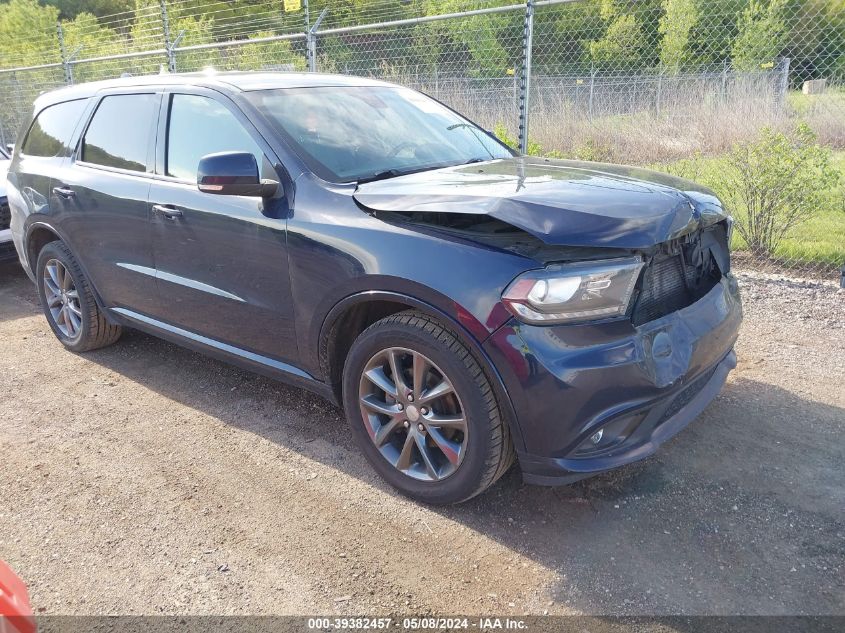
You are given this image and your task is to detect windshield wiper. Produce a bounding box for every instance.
[356,159,487,185]
[356,169,407,184]
[356,163,448,184]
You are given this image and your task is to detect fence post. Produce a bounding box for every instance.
[160,0,176,73]
[721,58,729,103]
[303,0,311,70]
[517,0,535,155]
[588,63,595,121]
[308,8,328,73]
[56,23,73,85]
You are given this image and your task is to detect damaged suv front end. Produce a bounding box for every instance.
[489,223,740,484]
[354,157,741,485]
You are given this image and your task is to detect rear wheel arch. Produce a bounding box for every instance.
[25,222,119,325]
[319,291,526,453]
[26,224,62,275]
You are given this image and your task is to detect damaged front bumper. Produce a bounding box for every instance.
[484,274,743,485]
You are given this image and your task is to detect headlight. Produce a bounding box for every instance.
[502,256,644,324]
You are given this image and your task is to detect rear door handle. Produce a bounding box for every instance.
[152,204,183,220]
[52,186,75,199]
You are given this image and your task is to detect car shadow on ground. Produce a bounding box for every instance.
[2,262,843,615]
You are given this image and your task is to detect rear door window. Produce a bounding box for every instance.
[82,94,158,172]
[21,99,88,158]
[166,94,263,181]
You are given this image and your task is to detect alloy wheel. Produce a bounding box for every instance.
[43,259,82,339]
[358,347,468,482]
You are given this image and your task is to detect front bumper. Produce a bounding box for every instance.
[484,274,742,485]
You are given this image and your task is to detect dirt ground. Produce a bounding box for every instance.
[1,260,843,616]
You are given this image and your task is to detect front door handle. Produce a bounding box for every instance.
[152,204,183,220]
[52,186,75,199]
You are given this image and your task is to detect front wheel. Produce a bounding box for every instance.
[342,311,514,504]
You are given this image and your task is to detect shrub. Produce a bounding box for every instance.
[713,123,840,256]
[493,122,543,156]
[656,151,704,181]
[572,138,613,162]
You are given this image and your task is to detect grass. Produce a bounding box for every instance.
[786,86,845,115]
[652,151,845,268]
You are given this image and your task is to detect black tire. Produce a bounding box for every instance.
[342,310,514,504]
[36,240,122,352]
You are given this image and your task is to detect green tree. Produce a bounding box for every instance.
[43,0,135,21]
[731,0,788,71]
[0,0,61,66]
[658,0,699,72]
[62,12,122,59]
[588,0,647,68]
[168,13,218,72]
[420,0,518,76]
[231,31,307,72]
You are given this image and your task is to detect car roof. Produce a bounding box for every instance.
[33,71,398,109]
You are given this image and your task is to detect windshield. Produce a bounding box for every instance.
[246,86,513,183]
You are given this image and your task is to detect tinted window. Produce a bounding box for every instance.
[21,99,88,158]
[167,94,262,181]
[82,94,158,172]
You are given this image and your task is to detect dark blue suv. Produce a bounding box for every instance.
[7,72,742,503]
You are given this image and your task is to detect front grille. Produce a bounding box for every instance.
[633,254,693,324]
[631,226,726,326]
[0,198,9,231]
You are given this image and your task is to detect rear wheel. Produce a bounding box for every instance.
[36,241,122,352]
[343,311,513,504]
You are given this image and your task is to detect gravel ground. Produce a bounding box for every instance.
[0,261,843,616]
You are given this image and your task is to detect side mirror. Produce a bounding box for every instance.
[197,151,279,198]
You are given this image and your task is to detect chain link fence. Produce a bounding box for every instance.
[0,0,843,283]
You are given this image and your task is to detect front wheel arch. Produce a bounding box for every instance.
[320,291,526,454]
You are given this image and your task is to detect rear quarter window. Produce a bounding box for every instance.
[20,99,88,158]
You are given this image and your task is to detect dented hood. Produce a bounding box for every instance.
[354,157,728,249]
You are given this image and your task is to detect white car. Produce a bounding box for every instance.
[0,145,14,263]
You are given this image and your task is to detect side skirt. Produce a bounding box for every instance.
[110,307,338,405]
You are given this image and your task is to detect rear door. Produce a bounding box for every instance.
[51,90,162,315]
[147,89,297,364]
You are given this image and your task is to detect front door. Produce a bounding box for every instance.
[148,91,297,365]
